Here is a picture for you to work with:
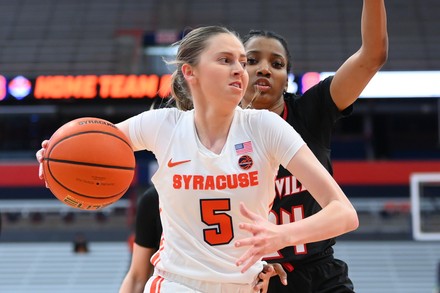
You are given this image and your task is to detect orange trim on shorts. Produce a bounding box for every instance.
[150,275,164,293]
[151,235,165,266]
[151,250,161,266]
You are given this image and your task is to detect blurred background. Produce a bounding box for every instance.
[0,0,439,292]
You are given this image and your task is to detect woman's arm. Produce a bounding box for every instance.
[115,120,141,151]
[235,145,359,273]
[331,0,388,110]
[281,146,359,242]
[119,243,156,293]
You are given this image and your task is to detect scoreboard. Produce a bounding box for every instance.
[1,71,440,106]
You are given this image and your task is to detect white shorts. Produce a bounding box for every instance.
[144,268,258,293]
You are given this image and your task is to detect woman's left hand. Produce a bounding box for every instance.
[235,202,288,273]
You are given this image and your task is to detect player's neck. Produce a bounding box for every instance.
[268,99,285,116]
[194,112,233,154]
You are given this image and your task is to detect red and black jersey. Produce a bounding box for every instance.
[264,76,353,265]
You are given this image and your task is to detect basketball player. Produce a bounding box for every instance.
[122,1,388,291]
[37,26,358,292]
[239,1,388,292]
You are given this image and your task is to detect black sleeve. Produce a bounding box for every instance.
[295,76,353,148]
[301,76,351,123]
[134,186,162,249]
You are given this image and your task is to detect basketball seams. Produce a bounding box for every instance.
[46,130,135,168]
[47,130,133,162]
[45,158,135,171]
[45,164,129,200]
[43,117,135,210]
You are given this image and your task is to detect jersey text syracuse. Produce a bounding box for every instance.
[173,171,259,190]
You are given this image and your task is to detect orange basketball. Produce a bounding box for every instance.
[42,117,136,210]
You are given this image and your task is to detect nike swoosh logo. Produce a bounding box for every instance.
[167,158,191,168]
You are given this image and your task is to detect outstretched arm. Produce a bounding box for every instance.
[331,0,388,110]
[235,145,359,273]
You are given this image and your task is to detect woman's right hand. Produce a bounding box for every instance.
[36,140,49,186]
[253,263,287,293]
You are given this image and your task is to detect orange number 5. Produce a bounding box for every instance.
[200,198,234,246]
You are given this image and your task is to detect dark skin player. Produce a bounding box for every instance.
[240,0,388,292]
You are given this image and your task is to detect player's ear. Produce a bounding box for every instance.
[182,63,195,82]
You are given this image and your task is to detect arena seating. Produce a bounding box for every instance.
[0,0,439,76]
[0,242,130,293]
[334,241,440,293]
[0,241,438,293]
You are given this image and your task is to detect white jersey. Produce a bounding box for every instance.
[128,107,304,286]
